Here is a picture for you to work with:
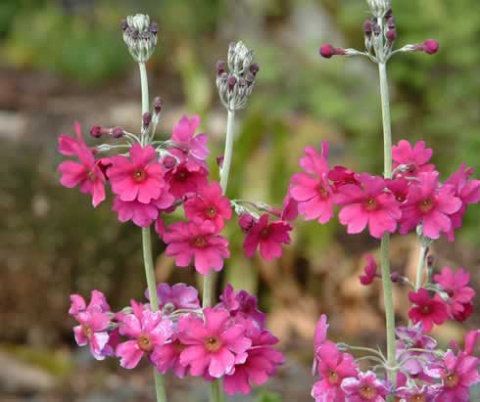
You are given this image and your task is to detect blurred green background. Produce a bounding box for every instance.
[0,0,478,400]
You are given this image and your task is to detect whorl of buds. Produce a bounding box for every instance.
[216,41,258,111]
[319,44,346,59]
[121,14,158,63]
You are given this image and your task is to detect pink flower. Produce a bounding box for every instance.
[341,371,390,402]
[313,314,329,375]
[165,162,208,199]
[116,301,173,369]
[184,182,232,231]
[146,283,200,311]
[223,317,284,395]
[385,177,410,203]
[108,144,166,204]
[465,329,480,356]
[433,350,480,401]
[408,288,449,332]
[243,214,292,261]
[163,221,230,275]
[335,174,401,239]
[290,143,335,224]
[400,172,462,239]
[394,384,439,401]
[392,140,435,177]
[359,254,377,286]
[171,115,209,169]
[73,309,111,360]
[311,341,358,402]
[151,332,189,378]
[433,267,475,321]
[218,284,266,327]
[178,308,252,378]
[57,122,106,207]
[69,290,110,317]
[112,188,174,227]
[327,166,360,190]
[281,192,299,221]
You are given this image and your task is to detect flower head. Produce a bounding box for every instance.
[341,370,390,401]
[164,162,208,199]
[121,14,158,62]
[170,115,209,169]
[392,140,435,178]
[408,288,449,332]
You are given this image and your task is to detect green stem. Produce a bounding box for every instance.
[211,380,224,402]
[220,109,235,193]
[378,61,396,393]
[138,62,167,402]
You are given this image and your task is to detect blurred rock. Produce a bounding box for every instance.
[0,112,27,141]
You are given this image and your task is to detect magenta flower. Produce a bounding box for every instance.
[408,288,449,332]
[465,329,480,356]
[243,214,292,261]
[116,301,173,369]
[341,370,390,402]
[73,309,111,360]
[223,317,284,395]
[108,144,166,204]
[394,384,439,401]
[433,350,480,401]
[163,221,230,275]
[327,165,360,190]
[335,174,401,239]
[69,290,110,317]
[359,254,377,286]
[385,177,410,203]
[146,283,200,311]
[57,122,106,207]
[218,284,266,327]
[178,308,252,378]
[433,267,475,321]
[400,172,462,239]
[311,341,358,402]
[313,314,330,375]
[165,162,208,199]
[171,115,209,169]
[392,140,435,177]
[290,143,335,224]
[112,187,174,227]
[151,332,189,378]
[281,192,299,221]
[184,181,232,231]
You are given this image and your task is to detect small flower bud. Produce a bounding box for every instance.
[162,155,176,170]
[238,213,256,233]
[423,39,439,55]
[90,125,103,138]
[319,44,346,59]
[390,272,404,283]
[216,155,224,169]
[153,96,163,114]
[385,8,393,19]
[216,60,226,76]
[386,29,397,43]
[363,20,373,37]
[249,62,260,76]
[143,112,152,128]
[111,126,124,138]
[386,16,396,29]
[373,24,381,36]
[227,75,237,92]
[122,14,158,63]
[427,254,435,267]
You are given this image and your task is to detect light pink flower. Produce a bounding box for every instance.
[218,284,266,327]
[108,144,166,204]
[433,267,475,322]
[392,140,435,177]
[341,370,390,402]
[69,290,110,317]
[313,314,329,375]
[394,384,439,401]
[400,172,462,239]
[171,115,209,169]
[223,317,284,395]
[73,310,111,360]
[184,181,232,231]
[146,283,200,311]
[165,162,208,199]
[163,221,230,275]
[359,254,377,286]
[311,341,358,402]
[290,143,335,224]
[178,308,252,378]
[57,122,106,207]
[335,174,401,239]
[115,301,173,369]
[408,288,449,332]
[243,214,292,261]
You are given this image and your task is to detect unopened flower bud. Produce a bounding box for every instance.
[373,24,381,36]
[143,112,152,128]
[427,254,435,267]
[386,16,396,29]
[390,272,404,283]
[227,75,237,92]
[249,62,260,76]
[216,60,226,76]
[163,155,176,170]
[423,39,439,55]
[319,44,346,59]
[216,155,224,169]
[111,126,124,138]
[90,125,103,138]
[238,213,256,233]
[122,14,158,63]
[153,96,163,114]
[385,8,393,19]
[386,29,397,43]
[364,20,373,36]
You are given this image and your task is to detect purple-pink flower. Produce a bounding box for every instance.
[392,140,435,178]
[170,115,209,169]
[218,284,266,327]
[359,254,377,286]
[146,283,200,311]
[408,288,449,332]
[341,370,390,402]
[165,162,208,199]
[178,308,252,378]
[163,221,230,275]
[335,173,401,239]
[243,214,292,261]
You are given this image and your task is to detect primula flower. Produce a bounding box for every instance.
[145,283,200,311]
[408,288,448,332]
[385,177,410,203]
[184,181,232,231]
[163,221,230,275]
[178,308,252,378]
[243,214,292,261]
[170,115,209,169]
[311,341,358,402]
[69,290,110,317]
[432,350,480,401]
[151,332,189,378]
[116,301,173,369]
[57,122,106,207]
[335,173,401,239]
[165,162,208,199]
[218,284,266,327]
[394,384,439,401]
[359,254,377,286]
[313,314,329,375]
[341,370,390,401]
[108,143,167,204]
[327,165,359,190]
[433,267,475,321]
[290,143,335,224]
[465,329,480,356]
[281,192,299,221]
[400,172,462,239]
[223,317,284,395]
[392,140,435,177]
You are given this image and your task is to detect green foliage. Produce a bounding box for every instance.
[255,389,283,402]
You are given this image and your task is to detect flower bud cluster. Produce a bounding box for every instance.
[121,14,158,63]
[216,41,259,111]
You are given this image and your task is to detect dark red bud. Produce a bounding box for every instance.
[143,112,152,127]
[154,97,163,114]
[390,272,403,283]
[423,39,439,55]
[373,24,381,36]
[386,29,397,43]
[249,62,260,76]
[385,8,393,19]
[90,125,103,138]
[227,75,237,92]
[363,20,373,36]
[319,44,335,58]
[216,155,224,169]
[111,126,124,138]
[162,156,176,169]
[216,60,226,76]
[427,255,434,267]
[239,213,256,233]
[387,17,396,30]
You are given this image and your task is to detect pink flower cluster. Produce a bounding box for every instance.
[68,285,283,396]
[311,316,480,402]
[289,140,479,240]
